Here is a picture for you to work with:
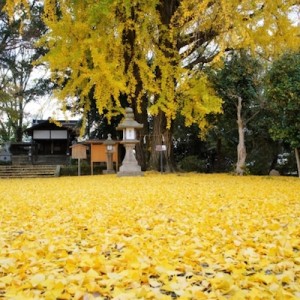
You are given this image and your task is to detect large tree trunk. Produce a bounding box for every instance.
[236,96,247,175]
[120,6,151,171]
[132,102,149,171]
[149,110,176,172]
[295,147,300,178]
[147,0,178,173]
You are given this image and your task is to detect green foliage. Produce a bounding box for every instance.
[211,51,263,111]
[266,52,300,149]
[178,155,208,173]
[246,123,281,175]
[275,150,297,176]
[60,164,104,176]
[207,52,265,172]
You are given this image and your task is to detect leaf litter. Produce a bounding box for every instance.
[0,173,299,299]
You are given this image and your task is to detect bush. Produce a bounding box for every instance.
[178,155,208,172]
[60,164,105,176]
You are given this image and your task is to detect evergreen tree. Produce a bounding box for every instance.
[209,51,265,175]
[266,52,300,177]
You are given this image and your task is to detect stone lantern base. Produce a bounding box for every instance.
[117,170,143,177]
[117,143,143,177]
[103,169,116,174]
[103,151,115,174]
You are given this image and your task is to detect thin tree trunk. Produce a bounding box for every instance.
[295,147,300,178]
[16,96,24,142]
[236,96,247,175]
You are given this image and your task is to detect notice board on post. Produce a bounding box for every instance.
[90,142,119,175]
[70,144,88,176]
[70,144,87,159]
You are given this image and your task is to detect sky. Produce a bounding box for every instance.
[25,96,79,123]
[23,67,80,124]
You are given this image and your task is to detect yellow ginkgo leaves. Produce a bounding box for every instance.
[0,173,300,299]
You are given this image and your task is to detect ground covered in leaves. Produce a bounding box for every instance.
[0,173,300,299]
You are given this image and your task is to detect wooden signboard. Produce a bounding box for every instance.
[70,144,87,159]
[70,144,88,176]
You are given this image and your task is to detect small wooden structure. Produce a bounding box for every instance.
[84,140,120,175]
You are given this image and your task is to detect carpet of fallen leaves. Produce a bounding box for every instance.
[0,173,300,300]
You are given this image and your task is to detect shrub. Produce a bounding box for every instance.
[60,164,105,176]
[178,155,208,172]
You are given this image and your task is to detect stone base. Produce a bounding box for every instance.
[117,142,143,177]
[269,169,280,176]
[117,170,143,177]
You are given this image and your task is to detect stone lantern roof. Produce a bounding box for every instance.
[116,107,143,130]
[103,134,116,146]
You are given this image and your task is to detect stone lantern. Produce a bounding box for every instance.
[103,134,116,174]
[117,107,143,176]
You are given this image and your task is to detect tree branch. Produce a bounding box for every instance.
[177,28,218,50]
[183,51,219,70]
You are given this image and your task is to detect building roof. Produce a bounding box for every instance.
[24,119,79,136]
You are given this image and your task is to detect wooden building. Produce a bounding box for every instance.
[21,119,79,165]
[7,119,122,174]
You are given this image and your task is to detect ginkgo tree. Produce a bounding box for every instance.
[5,0,300,170]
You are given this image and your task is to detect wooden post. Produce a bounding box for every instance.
[295,148,300,178]
[78,158,81,176]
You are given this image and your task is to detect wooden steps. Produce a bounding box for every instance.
[0,165,60,178]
